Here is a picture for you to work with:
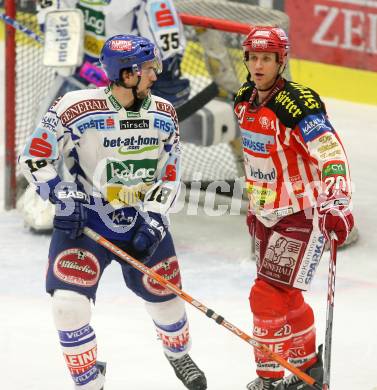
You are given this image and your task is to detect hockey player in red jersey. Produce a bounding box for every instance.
[234,26,354,390]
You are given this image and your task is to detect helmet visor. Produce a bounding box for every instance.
[152,49,163,75]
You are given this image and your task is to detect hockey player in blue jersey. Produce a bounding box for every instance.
[19,34,206,390]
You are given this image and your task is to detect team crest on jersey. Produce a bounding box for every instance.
[142,257,181,296]
[53,248,100,287]
[259,116,271,129]
[41,112,59,132]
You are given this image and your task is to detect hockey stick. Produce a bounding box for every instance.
[176,81,219,121]
[83,226,322,390]
[0,13,44,44]
[322,235,338,390]
[1,11,219,118]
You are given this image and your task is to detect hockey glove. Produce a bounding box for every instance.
[246,208,256,237]
[318,193,354,245]
[132,212,167,259]
[50,183,88,240]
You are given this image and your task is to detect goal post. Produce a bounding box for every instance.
[4,0,16,210]
[4,0,56,210]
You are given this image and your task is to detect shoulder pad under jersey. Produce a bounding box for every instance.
[234,81,254,108]
[267,81,326,128]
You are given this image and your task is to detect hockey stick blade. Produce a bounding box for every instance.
[84,227,321,390]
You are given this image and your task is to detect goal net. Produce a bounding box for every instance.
[175,0,290,186]
[3,0,290,209]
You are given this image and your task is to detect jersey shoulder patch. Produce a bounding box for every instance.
[234,81,254,108]
[268,81,326,128]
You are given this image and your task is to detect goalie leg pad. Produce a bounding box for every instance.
[145,297,191,359]
[52,290,105,390]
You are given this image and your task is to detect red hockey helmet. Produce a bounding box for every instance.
[243,26,289,64]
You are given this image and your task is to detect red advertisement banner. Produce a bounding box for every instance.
[286,0,377,71]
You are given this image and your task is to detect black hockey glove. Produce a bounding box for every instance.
[50,182,88,240]
[132,212,167,260]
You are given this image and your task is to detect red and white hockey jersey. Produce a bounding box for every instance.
[234,79,351,226]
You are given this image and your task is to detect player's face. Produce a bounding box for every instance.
[136,60,159,98]
[245,52,280,90]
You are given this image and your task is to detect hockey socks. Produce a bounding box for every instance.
[52,290,105,390]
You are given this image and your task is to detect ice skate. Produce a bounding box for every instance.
[165,353,207,390]
[96,361,107,390]
[274,345,323,390]
[246,377,281,390]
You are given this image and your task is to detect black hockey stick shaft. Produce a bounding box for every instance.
[323,237,338,390]
[84,227,321,390]
[176,82,219,122]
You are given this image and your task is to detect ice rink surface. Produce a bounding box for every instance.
[1,43,377,390]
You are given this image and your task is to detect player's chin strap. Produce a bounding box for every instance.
[116,65,144,110]
[256,74,281,92]
[247,76,285,110]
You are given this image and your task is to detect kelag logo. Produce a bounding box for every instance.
[77,3,105,36]
[106,159,157,184]
[241,130,275,156]
[120,119,149,130]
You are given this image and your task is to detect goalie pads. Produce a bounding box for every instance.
[17,185,54,232]
[43,9,85,68]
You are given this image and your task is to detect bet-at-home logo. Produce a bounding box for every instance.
[103,135,159,155]
[106,159,157,185]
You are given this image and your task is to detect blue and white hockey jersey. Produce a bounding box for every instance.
[19,87,181,239]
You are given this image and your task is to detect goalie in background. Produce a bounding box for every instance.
[234,26,354,389]
[36,0,190,107]
[18,34,207,390]
[19,0,190,232]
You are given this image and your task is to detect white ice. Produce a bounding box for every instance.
[1,42,377,390]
